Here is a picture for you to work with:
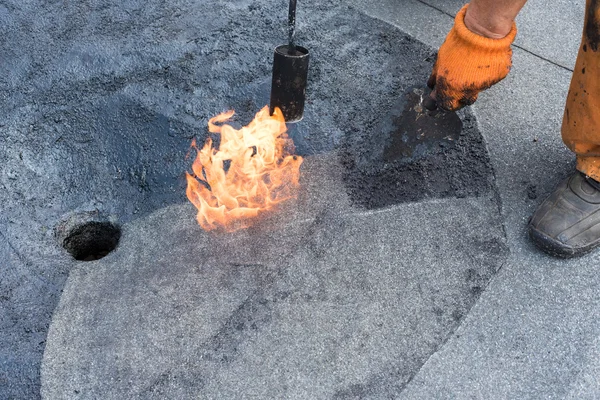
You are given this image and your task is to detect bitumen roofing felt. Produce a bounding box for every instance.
[1,0,596,398]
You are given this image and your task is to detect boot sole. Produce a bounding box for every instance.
[528,225,598,259]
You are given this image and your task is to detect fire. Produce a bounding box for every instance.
[186,106,303,232]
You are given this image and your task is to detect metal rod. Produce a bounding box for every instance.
[288,0,296,54]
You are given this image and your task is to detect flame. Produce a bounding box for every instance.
[186,106,303,232]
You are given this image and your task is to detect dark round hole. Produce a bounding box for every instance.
[62,221,121,261]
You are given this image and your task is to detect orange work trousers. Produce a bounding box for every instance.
[562,0,600,180]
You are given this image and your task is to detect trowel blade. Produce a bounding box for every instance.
[382,88,462,163]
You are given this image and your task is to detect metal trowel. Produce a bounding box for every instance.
[382,87,463,163]
[269,0,309,123]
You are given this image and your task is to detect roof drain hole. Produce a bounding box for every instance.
[62,221,121,261]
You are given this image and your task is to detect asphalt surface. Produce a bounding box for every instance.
[1,0,597,398]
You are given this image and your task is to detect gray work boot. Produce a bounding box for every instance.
[529,171,600,258]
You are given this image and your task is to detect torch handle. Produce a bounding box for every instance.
[288,0,297,54]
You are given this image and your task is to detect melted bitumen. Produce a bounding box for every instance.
[382,90,463,163]
[341,89,493,209]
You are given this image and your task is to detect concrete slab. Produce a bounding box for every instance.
[41,153,507,399]
[347,0,454,49]
[515,0,584,70]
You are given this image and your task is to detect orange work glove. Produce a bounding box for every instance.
[428,4,517,111]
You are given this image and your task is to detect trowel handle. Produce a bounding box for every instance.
[288,0,297,52]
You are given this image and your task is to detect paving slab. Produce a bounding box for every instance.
[41,153,507,399]
[347,0,454,49]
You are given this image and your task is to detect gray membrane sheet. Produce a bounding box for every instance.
[0,0,506,398]
[42,154,507,399]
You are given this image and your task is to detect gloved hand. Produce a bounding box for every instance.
[428,4,517,111]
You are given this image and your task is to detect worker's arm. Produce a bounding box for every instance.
[465,0,527,38]
[428,0,527,111]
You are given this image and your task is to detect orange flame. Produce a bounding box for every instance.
[186,106,303,232]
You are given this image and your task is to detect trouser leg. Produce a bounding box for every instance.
[561,0,600,180]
